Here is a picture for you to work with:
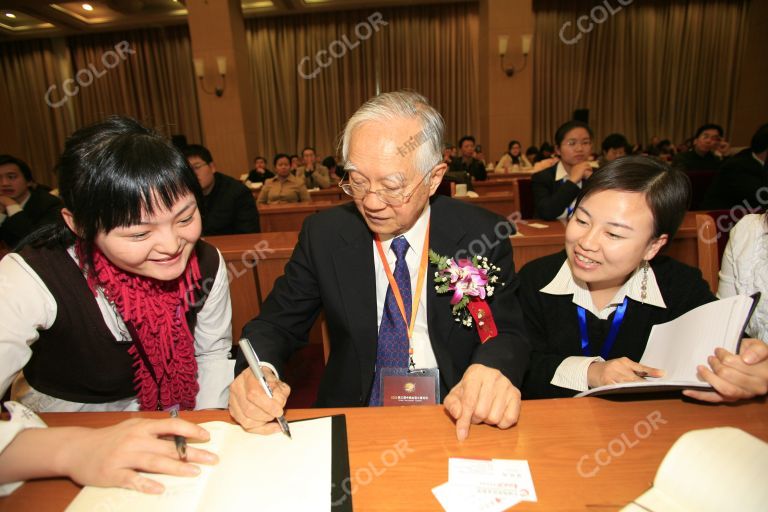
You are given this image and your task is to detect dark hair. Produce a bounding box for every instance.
[182,144,213,164]
[506,140,522,164]
[750,123,768,153]
[301,147,316,155]
[694,124,723,139]
[0,154,33,182]
[458,135,476,147]
[322,156,336,169]
[254,156,266,163]
[601,133,630,153]
[22,116,202,267]
[525,145,538,156]
[575,156,690,240]
[507,140,522,152]
[554,120,593,147]
[273,153,291,166]
[290,154,299,160]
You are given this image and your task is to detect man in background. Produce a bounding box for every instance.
[183,145,260,236]
[0,155,63,247]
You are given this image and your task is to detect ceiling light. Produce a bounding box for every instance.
[82,3,94,11]
[5,12,16,18]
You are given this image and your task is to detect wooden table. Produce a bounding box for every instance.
[457,192,518,219]
[2,397,765,511]
[258,200,351,232]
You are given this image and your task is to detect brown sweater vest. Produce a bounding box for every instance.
[18,241,220,404]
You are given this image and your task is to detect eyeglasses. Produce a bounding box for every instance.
[562,139,593,148]
[190,162,210,171]
[339,171,429,206]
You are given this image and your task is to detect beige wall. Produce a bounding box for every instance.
[730,0,768,147]
[478,0,535,164]
[186,0,258,178]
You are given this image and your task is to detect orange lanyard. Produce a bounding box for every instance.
[374,222,430,341]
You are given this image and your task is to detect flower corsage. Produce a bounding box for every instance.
[429,250,502,343]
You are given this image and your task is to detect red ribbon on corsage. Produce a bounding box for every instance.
[468,299,498,343]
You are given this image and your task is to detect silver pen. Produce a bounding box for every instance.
[239,338,292,439]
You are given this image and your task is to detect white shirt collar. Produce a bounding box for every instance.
[378,203,430,259]
[753,152,766,167]
[555,161,568,181]
[540,259,666,319]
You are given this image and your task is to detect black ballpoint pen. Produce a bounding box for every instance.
[169,408,188,460]
[239,338,292,439]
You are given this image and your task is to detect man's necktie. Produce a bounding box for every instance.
[369,236,411,406]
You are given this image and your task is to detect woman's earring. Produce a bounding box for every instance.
[640,260,649,303]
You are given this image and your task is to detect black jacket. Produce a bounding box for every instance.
[0,188,63,248]
[238,195,531,407]
[531,164,582,220]
[703,149,767,210]
[201,173,260,236]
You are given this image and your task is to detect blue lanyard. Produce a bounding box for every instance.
[577,297,628,359]
[561,177,576,216]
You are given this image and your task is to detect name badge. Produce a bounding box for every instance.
[380,368,440,406]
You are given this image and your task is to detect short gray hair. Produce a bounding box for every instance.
[339,91,445,181]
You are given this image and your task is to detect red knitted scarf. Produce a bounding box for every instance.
[77,242,201,410]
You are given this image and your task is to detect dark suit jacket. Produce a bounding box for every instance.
[0,188,63,248]
[237,195,530,407]
[703,149,767,210]
[201,173,260,236]
[449,157,487,181]
[530,164,582,220]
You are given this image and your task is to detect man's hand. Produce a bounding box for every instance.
[228,366,291,434]
[587,357,664,388]
[684,338,768,403]
[444,364,521,441]
[0,195,17,214]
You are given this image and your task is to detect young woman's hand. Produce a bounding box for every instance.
[684,338,768,403]
[58,418,218,494]
[587,357,664,388]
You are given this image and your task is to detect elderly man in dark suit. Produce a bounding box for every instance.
[229,91,530,440]
[0,155,63,248]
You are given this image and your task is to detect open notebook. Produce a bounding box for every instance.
[66,415,351,512]
[577,294,759,397]
[622,427,768,512]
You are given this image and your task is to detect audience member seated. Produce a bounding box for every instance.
[257,153,311,204]
[442,143,456,165]
[672,124,725,172]
[598,133,629,167]
[289,154,300,173]
[295,146,331,189]
[703,123,768,210]
[718,212,768,342]
[449,135,487,181]
[247,156,274,184]
[322,156,343,184]
[0,155,63,248]
[497,140,532,171]
[519,156,768,401]
[656,139,675,162]
[531,120,595,220]
[534,142,554,163]
[183,145,260,236]
[525,145,539,165]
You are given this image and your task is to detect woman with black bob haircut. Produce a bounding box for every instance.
[0,115,234,413]
[518,156,768,401]
[531,120,597,220]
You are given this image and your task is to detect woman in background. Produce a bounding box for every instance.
[497,140,533,171]
[257,153,311,204]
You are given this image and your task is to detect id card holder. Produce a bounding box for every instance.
[380,367,440,406]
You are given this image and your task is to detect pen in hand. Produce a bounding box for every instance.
[239,338,292,439]
[169,408,188,461]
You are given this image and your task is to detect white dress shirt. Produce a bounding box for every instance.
[0,401,46,496]
[373,204,438,370]
[541,260,666,391]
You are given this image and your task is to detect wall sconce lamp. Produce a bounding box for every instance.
[193,56,227,97]
[498,34,531,77]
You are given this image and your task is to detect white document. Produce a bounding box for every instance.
[622,427,768,512]
[66,417,333,512]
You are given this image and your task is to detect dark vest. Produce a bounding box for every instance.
[19,241,220,404]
